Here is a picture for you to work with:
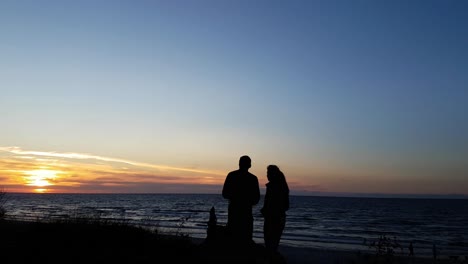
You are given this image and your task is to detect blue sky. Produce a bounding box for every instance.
[1,0,467,196]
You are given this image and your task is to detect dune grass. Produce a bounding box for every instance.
[0,217,197,264]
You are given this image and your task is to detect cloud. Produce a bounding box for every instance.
[0,146,224,176]
[0,146,226,193]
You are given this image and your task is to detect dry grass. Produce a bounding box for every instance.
[0,217,197,264]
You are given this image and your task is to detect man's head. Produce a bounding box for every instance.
[239,155,251,170]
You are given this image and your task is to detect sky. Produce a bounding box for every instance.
[1,0,467,197]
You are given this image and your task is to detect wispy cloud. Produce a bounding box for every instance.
[0,146,224,176]
[0,146,225,193]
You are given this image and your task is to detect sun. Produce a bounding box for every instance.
[24,169,59,192]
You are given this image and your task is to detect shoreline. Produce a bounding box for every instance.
[276,245,437,264]
[4,193,467,261]
[1,219,464,264]
[190,235,453,264]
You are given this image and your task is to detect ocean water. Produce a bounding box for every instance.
[3,193,468,257]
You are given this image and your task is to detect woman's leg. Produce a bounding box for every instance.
[264,217,286,252]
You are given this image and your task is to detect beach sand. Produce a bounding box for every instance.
[276,244,453,264]
[193,236,448,264]
[278,245,357,264]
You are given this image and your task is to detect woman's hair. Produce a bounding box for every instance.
[267,165,289,194]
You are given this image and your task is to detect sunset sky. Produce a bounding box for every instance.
[1,0,467,197]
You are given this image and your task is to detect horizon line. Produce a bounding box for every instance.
[4,191,468,200]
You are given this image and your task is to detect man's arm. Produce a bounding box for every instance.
[222,174,232,199]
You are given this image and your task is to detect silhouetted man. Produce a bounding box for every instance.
[222,155,260,244]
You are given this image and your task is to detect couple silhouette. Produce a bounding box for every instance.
[222,155,290,253]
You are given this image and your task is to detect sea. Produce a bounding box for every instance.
[3,193,468,258]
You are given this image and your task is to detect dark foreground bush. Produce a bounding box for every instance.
[0,189,6,219]
[0,219,197,264]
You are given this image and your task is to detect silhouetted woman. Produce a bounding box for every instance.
[261,165,289,253]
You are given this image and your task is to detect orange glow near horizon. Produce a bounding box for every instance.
[0,147,229,194]
[2,146,466,196]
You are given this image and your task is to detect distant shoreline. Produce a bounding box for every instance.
[4,191,468,199]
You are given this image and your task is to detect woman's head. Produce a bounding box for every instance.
[267,165,289,191]
[267,165,281,182]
